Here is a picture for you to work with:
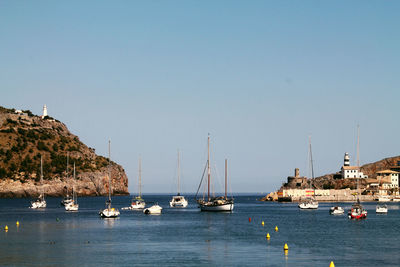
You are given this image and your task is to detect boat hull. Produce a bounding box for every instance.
[200,203,234,212]
[143,205,162,214]
[298,203,318,209]
[31,200,46,209]
[65,203,79,211]
[99,208,120,218]
[330,207,344,215]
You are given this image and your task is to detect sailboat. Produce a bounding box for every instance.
[170,150,188,208]
[299,136,319,209]
[61,153,73,206]
[65,162,79,211]
[31,156,47,209]
[195,135,234,212]
[348,126,367,219]
[130,157,145,210]
[99,140,120,218]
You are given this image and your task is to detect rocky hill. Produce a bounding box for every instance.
[0,106,129,198]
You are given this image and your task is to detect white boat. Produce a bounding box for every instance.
[196,135,234,212]
[31,156,47,209]
[61,153,73,206]
[65,163,79,211]
[299,136,318,210]
[99,140,120,218]
[376,204,388,214]
[348,126,367,220]
[170,150,188,208]
[330,206,345,215]
[130,157,146,210]
[143,204,162,214]
[378,196,390,202]
[298,197,319,209]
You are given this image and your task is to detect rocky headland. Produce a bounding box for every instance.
[0,106,129,198]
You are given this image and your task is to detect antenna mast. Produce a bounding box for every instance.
[207,134,210,201]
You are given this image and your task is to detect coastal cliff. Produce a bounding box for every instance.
[0,106,129,198]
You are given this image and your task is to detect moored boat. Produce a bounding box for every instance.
[31,156,47,209]
[196,135,234,212]
[330,206,344,215]
[299,136,318,210]
[130,157,146,210]
[99,140,120,218]
[65,163,79,211]
[143,204,162,214]
[376,204,388,214]
[170,150,188,208]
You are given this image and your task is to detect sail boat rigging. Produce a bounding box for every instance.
[130,156,146,210]
[170,150,188,208]
[65,162,79,211]
[30,156,47,209]
[99,140,120,218]
[61,153,73,206]
[195,135,234,212]
[348,125,367,219]
[299,136,319,209]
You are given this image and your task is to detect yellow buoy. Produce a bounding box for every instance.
[266,233,270,240]
[4,225,8,231]
[262,221,265,226]
[329,261,335,267]
[283,243,289,251]
[16,221,20,226]
[275,226,278,232]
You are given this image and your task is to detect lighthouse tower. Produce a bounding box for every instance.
[42,105,48,119]
[344,152,350,167]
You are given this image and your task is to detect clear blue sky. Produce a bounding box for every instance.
[1,1,399,193]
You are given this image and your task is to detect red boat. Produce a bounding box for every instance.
[348,201,367,219]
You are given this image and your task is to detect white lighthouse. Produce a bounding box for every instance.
[42,104,48,119]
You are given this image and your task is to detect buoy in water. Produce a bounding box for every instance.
[275,226,278,232]
[266,233,270,240]
[16,221,20,226]
[248,217,251,222]
[262,221,265,226]
[329,261,335,267]
[283,243,289,251]
[4,225,8,231]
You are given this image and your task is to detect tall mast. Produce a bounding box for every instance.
[139,156,142,197]
[41,155,44,198]
[177,149,180,195]
[225,159,227,200]
[308,135,315,197]
[356,125,360,169]
[66,152,69,195]
[207,134,210,201]
[108,140,111,202]
[73,162,76,203]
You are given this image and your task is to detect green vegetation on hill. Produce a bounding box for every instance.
[0,106,110,182]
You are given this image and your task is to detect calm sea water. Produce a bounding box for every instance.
[1,195,400,266]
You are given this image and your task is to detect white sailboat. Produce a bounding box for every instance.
[99,140,120,218]
[65,162,79,211]
[170,150,188,208]
[348,126,367,219]
[196,135,234,212]
[299,136,319,210]
[31,156,47,209]
[61,153,73,206]
[376,204,388,214]
[130,157,145,210]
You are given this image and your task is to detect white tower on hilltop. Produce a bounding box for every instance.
[42,104,48,119]
[344,152,350,166]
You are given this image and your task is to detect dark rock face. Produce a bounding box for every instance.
[0,106,129,198]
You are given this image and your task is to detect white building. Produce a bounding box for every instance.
[341,152,368,178]
[376,170,399,189]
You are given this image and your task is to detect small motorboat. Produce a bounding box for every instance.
[100,206,120,218]
[170,195,188,208]
[348,201,367,219]
[330,206,344,215]
[376,204,388,214]
[143,204,162,215]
